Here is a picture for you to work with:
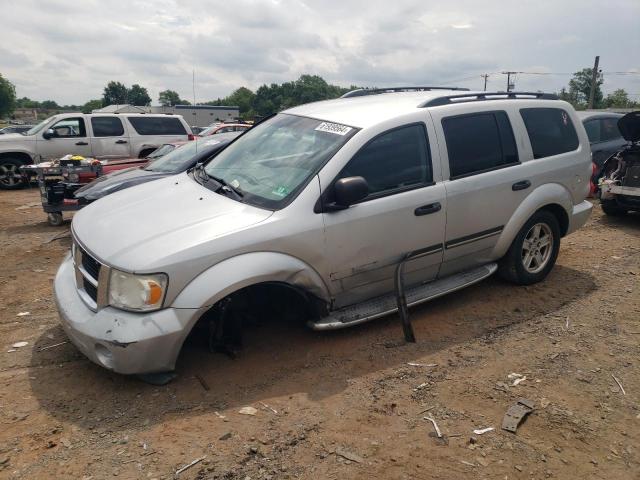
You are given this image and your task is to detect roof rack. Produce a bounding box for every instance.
[420,91,559,108]
[341,86,470,98]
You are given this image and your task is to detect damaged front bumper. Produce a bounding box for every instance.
[54,253,205,374]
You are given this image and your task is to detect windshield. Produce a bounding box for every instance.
[204,113,357,209]
[25,116,56,136]
[146,139,220,173]
[198,124,220,136]
[146,144,177,159]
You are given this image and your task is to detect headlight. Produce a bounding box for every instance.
[108,269,168,312]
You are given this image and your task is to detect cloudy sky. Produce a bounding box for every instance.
[2,0,639,105]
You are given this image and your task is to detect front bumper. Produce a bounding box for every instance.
[54,253,205,374]
[566,200,593,235]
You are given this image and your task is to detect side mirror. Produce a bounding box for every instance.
[43,128,55,139]
[328,176,369,210]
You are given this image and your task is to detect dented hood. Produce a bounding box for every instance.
[618,111,640,142]
[71,172,273,270]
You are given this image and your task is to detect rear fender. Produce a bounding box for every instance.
[171,252,331,309]
[492,183,572,258]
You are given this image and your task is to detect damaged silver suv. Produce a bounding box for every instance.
[54,88,593,375]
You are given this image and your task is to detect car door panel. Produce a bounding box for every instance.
[89,116,132,159]
[36,117,92,160]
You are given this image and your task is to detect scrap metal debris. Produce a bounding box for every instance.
[259,401,278,414]
[407,362,438,367]
[38,341,68,351]
[502,398,535,433]
[508,373,527,386]
[16,312,30,317]
[611,374,626,395]
[175,455,206,475]
[334,448,364,463]
[11,342,28,348]
[473,427,494,435]
[238,406,258,416]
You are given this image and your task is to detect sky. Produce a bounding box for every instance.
[1,0,639,105]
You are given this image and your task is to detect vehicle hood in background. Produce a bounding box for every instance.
[75,167,166,200]
[618,111,640,142]
[71,173,273,271]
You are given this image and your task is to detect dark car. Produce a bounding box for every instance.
[75,131,240,203]
[0,125,33,135]
[577,111,626,194]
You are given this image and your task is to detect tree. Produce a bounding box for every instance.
[128,84,151,106]
[0,73,17,118]
[158,89,184,106]
[102,81,129,106]
[39,100,60,110]
[568,68,603,109]
[82,99,103,114]
[603,89,637,109]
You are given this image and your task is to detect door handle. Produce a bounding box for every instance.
[512,180,531,191]
[75,141,88,146]
[115,140,128,144]
[414,202,441,216]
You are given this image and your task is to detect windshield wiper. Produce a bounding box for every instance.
[193,163,244,200]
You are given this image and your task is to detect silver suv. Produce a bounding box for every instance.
[54,88,593,375]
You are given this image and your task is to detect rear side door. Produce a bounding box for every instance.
[431,107,526,277]
[321,121,446,308]
[36,116,93,159]
[89,116,131,159]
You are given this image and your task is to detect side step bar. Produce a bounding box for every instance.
[310,263,498,331]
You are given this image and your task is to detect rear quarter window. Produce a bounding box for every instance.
[127,117,187,136]
[520,108,579,159]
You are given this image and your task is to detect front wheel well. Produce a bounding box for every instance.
[0,152,33,165]
[538,203,569,237]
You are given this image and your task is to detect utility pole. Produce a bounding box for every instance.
[481,74,489,91]
[587,55,600,109]
[501,71,518,92]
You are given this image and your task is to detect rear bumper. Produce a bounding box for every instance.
[54,253,205,374]
[566,200,592,235]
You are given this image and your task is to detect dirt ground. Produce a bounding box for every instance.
[0,188,638,480]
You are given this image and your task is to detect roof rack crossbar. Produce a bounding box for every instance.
[341,86,470,98]
[419,91,559,107]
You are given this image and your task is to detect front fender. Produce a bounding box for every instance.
[171,251,331,309]
[492,183,573,258]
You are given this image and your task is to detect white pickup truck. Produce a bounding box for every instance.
[0,112,193,189]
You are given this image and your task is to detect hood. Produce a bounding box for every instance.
[618,111,640,142]
[75,167,164,200]
[0,133,34,145]
[72,172,273,271]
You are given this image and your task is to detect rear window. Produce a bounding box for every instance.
[127,117,187,136]
[520,108,579,159]
[600,117,623,142]
[442,111,518,178]
[91,117,124,137]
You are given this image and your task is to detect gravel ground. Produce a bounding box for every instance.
[0,189,638,480]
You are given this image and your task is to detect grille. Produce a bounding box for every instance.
[81,248,101,280]
[83,277,98,302]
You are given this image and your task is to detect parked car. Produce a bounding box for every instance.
[576,111,626,194]
[0,113,193,190]
[54,88,592,375]
[198,122,251,136]
[74,132,240,203]
[598,111,640,215]
[0,125,33,135]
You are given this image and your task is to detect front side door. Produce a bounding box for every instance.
[89,116,132,159]
[321,123,446,309]
[36,116,93,159]
[431,108,527,277]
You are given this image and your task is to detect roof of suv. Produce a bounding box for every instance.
[285,89,560,129]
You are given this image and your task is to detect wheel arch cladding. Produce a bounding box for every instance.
[492,183,572,258]
[171,251,331,310]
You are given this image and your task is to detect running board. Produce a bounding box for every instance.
[310,263,498,331]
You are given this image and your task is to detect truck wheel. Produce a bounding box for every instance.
[47,212,64,226]
[498,211,561,285]
[0,158,26,190]
[601,199,626,216]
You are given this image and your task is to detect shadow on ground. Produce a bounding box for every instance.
[28,264,596,432]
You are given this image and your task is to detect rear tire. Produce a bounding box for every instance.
[0,158,27,190]
[601,199,626,216]
[47,212,63,226]
[498,211,561,285]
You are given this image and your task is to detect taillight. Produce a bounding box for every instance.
[188,134,195,141]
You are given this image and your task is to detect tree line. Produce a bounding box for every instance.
[1,70,637,121]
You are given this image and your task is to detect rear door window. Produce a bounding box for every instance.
[600,117,623,142]
[127,117,187,135]
[442,111,518,179]
[520,108,579,158]
[583,119,600,143]
[340,123,432,196]
[91,117,125,137]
